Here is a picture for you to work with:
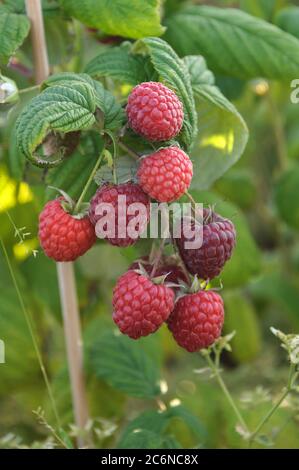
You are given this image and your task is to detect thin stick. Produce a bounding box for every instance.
[57,263,90,448]
[25,0,50,83]
[25,0,90,447]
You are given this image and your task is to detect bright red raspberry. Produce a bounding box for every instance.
[168,290,224,352]
[89,182,150,247]
[175,209,236,280]
[113,271,175,339]
[129,256,188,285]
[38,198,96,262]
[126,82,184,141]
[137,147,193,202]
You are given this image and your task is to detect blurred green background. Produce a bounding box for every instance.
[0,0,299,449]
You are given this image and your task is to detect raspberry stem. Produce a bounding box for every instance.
[204,352,250,437]
[248,363,298,446]
[185,190,197,218]
[105,129,118,184]
[150,238,167,278]
[73,147,105,214]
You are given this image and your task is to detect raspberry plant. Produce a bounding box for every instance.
[1,0,299,450]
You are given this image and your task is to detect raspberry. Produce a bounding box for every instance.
[137,147,193,202]
[168,290,224,352]
[38,198,96,262]
[175,209,236,280]
[126,82,184,141]
[113,271,175,339]
[89,182,150,247]
[129,256,188,285]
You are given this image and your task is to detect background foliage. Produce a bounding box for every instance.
[0,0,299,449]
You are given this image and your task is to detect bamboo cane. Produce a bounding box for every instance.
[25,0,90,448]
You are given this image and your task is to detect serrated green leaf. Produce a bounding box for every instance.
[43,73,125,131]
[16,80,96,167]
[85,45,154,85]
[184,55,248,189]
[89,330,161,398]
[58,0,164,39]
[0,7,30,64]
[92,80,125,130]
[134,37,197,149]
[164,5,299,80]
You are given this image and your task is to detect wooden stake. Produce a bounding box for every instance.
[25,0,90,447]
[25,0,49,83]
[57,263,90,447]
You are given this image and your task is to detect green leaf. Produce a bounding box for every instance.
[85,45,154,85]
[95,155,138,186]
[118,406,206,448]
[16,79,96,167]
[184,55,248,189]
[164,5,299,80]
[134,37,197,149]
[274,166,299,230]
[58,0,164,39]
[92,80,125,131]
[275,7,299,41]
[120,429,165,449]
[89,330,161,398]
[214,169,257,210]
[43,73,125,131]
[223,291,262,363]
[0,7,30,64]
[189,191,262,287]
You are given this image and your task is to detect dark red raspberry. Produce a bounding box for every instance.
[89,182,150,247]
[126,82,184,141]
[137,147,193,202]
[113,271,175,339]
[38,198,96,262]
[175,209,236,280]
[168,290,224,352]
[129,256,188,285]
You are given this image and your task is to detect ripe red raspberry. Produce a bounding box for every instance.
[126,82,184,141]
[89,182,150,247]
[168,290,224,352]
[175,209,236,280]
[38,198,96,262]
[137,147,193,202]
[129,256,188,285]
[113,271,175,339]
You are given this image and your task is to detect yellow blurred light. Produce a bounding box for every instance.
[13,238,39,261]
[253,80,269,96]
[120,84,132,96]
[200,131,234,152]
[169,398,181,407]
[0,169,33,212]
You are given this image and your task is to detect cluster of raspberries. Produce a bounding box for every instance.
[38,82,236,352]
